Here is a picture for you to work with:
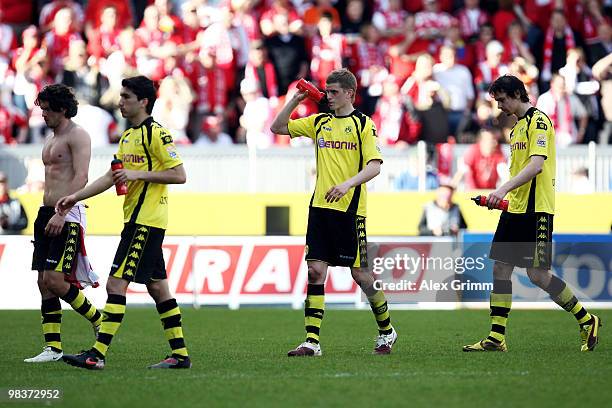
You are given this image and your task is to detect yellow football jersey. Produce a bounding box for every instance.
[288,110,382,217]
[116,117,183,229]
[507,107,556,214]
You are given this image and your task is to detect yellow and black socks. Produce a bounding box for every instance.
[60,285,103,326]
[545,275,592,326]
[487,280,512,344]
[41,297,62,352]
[93,294,126,358]
[305,284,325,344]
[365,286,392,335]
[156,299,189,359]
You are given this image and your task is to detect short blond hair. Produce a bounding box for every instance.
[326,68,357,101]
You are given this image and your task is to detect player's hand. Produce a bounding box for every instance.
[112,168,139,184]
[55,195,77,216]
[45,213,66,237]
[325,183,351,203]
[486,188,508,210]
[433,226,443,236]
[294,90,309,102]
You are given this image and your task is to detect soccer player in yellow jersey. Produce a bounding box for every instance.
[463,75,601,352]
[271,69,397,356]
[56,76,191,369]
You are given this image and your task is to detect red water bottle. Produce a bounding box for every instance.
[471,195,509,211]
[111,156,128,196]
[296,78,324,103]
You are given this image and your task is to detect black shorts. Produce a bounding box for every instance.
[31,206,81,274]
[305,207,367,268]
[110,223,167,284]
[489,212,554,268]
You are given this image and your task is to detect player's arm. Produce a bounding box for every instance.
[55,169,115,216]
[325,159,382,203]
[69,128,91,192]
[486,155,544,209]
[113,164,186,185]
[270,91,308,135]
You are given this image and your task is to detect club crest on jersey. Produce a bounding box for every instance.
[317,137,357,150]
[344,126,352,133]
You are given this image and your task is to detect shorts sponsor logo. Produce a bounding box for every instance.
[317,138,357,150]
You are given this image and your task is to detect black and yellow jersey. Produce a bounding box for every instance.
[288,110,382,217]
[507,107,556,214]
[116,117,183,229]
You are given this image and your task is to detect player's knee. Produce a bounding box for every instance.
[106,277,128,295]
[350,268,368,285]
[146,282,162,302]
[492,262,513,281]
[307,266,324,283]
[527,268,550,288]
[42,272,64,294]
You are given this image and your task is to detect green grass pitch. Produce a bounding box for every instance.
[1,308,610,408]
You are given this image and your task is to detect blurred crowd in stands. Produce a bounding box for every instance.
[0,1,610,158]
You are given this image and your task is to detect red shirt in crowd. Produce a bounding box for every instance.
[463,144,506,189]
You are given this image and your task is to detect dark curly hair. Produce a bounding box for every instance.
[35,84,79,118]
[122,76,157,114]
[488,75,530,103]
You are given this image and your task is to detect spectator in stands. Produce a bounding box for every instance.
[537,73,588,147]
[371,0,408,47]
[456,0,489,43]
[418,184,467,236]
[413,0,454,54]
[310,12,346,88]
[0,9,17,69]
[503,21,535,66]
[42,7,83,76]
[39,0,84,33]
[441,21,475,72]
[372,75,404,146]
[587,21,612,67]
[433,45,474,138]
[386,15,418,85]
[491,0,516,44]
[0,98,28,144]
[22,50,54,143]
[453,128,507,190]
[560,47,601,144]
[401,54,450,145]
[569,166,594,194]
[152,75,194,144]
[239,78,274,148]
[86,5,122,63]
[340,0,369,37]
[197,7,237,93]
[540,10,577,87]
[474,40,509,100]
[61,40,108,106]
[244,40,279,105]
[356,23,388,116]
[195,115,233,146]
[264,12,309,96]
[99,28,139,113]
[0,172,28,235]
[303,0,341,38]
[84,0,132,39]
[134,5,172,81]
[260,0,303,37]
[472,22,494,66]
